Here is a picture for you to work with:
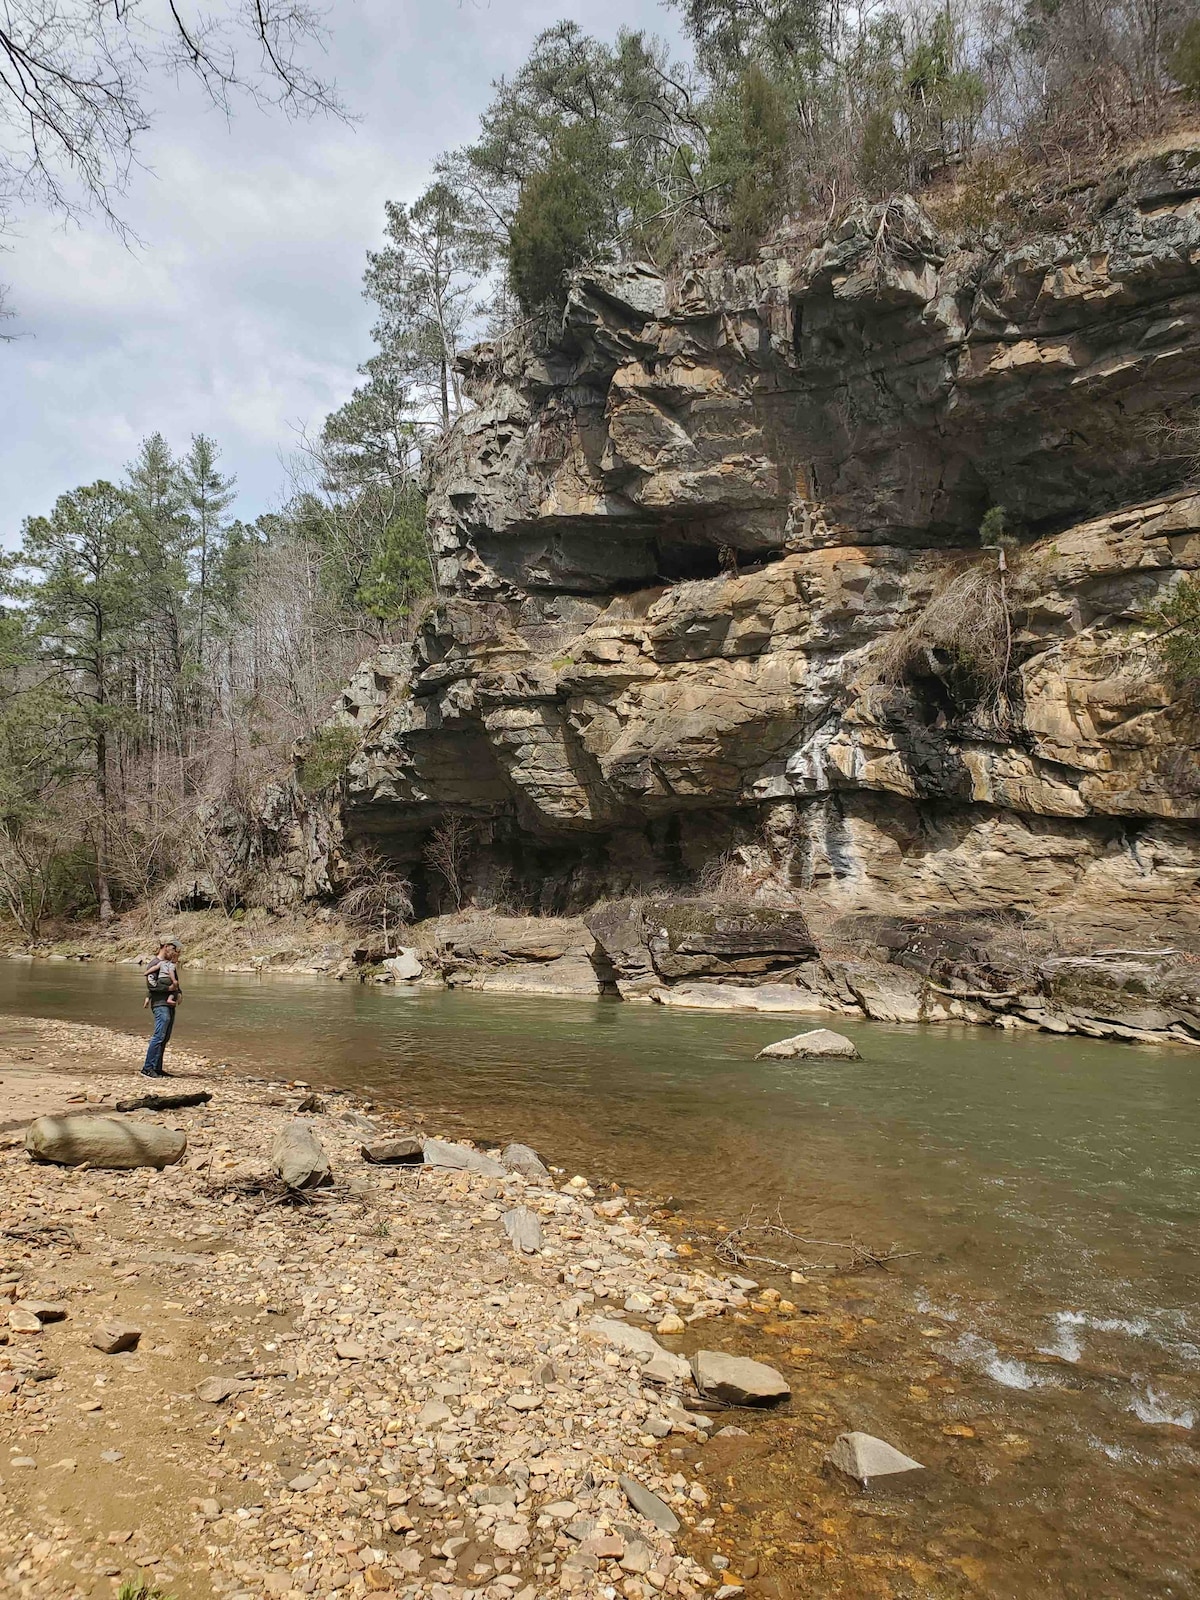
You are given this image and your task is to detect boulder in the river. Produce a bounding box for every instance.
[690,1350,791,1404]
[421,1137,506,1177]
[384,948,423,981]
[618,1473,680,1534]
[755,1028,860,1060]
[827,1431,924,1485]
[361,1136,423,1165]
[25,1114,186,1170]
[270,1121,332,1190]
[502,1206,543,1254]
[502,1142,552,1182]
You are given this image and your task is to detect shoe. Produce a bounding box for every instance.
[141,1070,165,1078]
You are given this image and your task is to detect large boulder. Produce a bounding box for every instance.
[383,949,423,981]
[270,1121,332,1190]
[690,1351,791,1404]
[756,1028,861,1060]
[25,1115,186,1171]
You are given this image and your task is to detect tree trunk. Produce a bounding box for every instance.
[96,728,113,925]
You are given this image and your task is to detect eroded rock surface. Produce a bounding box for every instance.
[233,166,1200,1036]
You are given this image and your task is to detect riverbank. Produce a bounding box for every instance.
[11,900,1200,1052]
[0,1013,860,1600]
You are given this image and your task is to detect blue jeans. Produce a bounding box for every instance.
[142,1003,175,1076]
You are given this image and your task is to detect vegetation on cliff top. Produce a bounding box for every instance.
[364,0,1200,327]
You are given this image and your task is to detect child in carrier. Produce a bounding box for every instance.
[141,940,182,1078]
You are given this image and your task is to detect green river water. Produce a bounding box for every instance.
[1,959,1197,1596]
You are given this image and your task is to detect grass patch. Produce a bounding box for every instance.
[118,1577,176,1600]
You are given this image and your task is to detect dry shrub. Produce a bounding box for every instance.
[337,846,414,951]
[873,558,1018,716]
[1142,401,1200,487]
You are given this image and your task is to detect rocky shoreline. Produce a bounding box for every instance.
[0,1014,857,1600]
[17,897,1200,1052]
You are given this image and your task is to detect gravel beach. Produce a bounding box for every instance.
[0,1016,785,1600]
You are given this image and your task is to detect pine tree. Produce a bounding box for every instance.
[17,483,144,922]
[180,434,236,680]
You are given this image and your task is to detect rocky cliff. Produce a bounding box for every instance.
[249,145,1200,1035]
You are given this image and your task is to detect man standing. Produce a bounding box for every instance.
[142,940,182,1078]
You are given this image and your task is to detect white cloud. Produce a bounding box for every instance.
[1,0,684,542]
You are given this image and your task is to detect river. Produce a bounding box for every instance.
[2,958,1198,1597]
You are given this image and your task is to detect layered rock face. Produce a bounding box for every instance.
[260,152,1200,1024]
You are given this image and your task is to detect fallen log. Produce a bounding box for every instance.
[114,1090,213,1114]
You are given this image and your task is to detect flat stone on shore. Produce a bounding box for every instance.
[421,1136,507,1176]
[619,1473,681,1533]
[691,1350,791,1404]
[502,1205,543,1253]
[92,1322,142,1354]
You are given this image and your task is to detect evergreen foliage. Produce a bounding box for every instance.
[1153,577,1200,701]
[509,124,614,309]
[704,65,791,258]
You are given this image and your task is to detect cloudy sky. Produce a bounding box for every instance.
[1,0,682,545]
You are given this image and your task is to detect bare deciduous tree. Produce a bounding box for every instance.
[0,0,345,231]
[424,815,475,912]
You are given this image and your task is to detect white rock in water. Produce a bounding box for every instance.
[25,1114,186,1170]
[271,1121,332,1190]
[756,1028,860,1060]
[502,1206,543,1254]
[384,948,423,981]
[827,1431,924,1484]
[421,1137,506,1177]
[690,1350,790,1404]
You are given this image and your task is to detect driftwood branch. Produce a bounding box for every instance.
[714,1207,914,1276]
[115,1089,212,1113]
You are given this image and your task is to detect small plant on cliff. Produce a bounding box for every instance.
[875,506,1026,719]
[1150,576,1200,702]
[296,725,360,795]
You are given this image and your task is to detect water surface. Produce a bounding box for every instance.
[3,960,1198,1596]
